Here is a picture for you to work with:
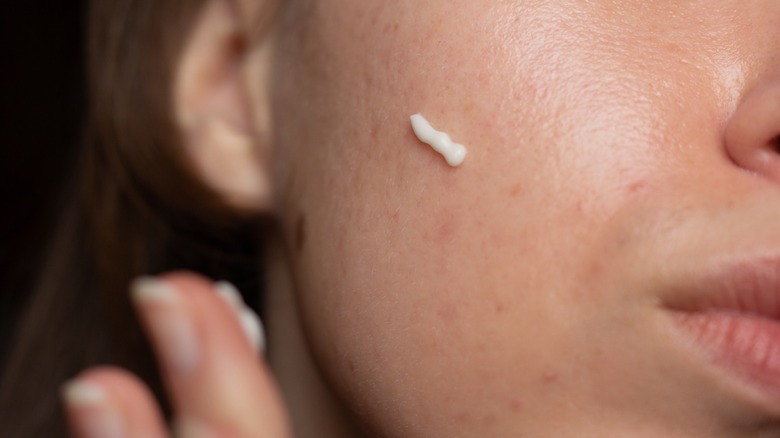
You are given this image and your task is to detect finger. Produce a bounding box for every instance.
[131,272,291,437]
[214,280,266,354]
[62,367,168,438]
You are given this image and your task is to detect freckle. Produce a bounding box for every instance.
[383,22,400,34]
[508,183,524,198]
[494,303,505,314]
[295,214,307,253]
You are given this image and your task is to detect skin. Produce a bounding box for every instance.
[65,0,780,437]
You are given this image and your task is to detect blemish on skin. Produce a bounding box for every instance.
[437,302,459,323]
[580,261,606,288]
[369,122,380,141]
[429,339,445,354]
[336,233,346,251]
[295,214,307,253]
[542,370,560,384]
[481,413,498,426]
[626,179,646,194]
[425,209,461,246]
[436,219,458,244]
[383,21,400,34]
[454,412,471,424]
[508,183,524,198]
[508,398,525,414]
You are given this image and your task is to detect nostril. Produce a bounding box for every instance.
[723,81,780,183]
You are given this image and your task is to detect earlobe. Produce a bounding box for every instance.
[175,0,273,211]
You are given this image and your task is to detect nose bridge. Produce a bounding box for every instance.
[724,74,780,182]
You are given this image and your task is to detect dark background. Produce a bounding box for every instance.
[1,2,86,363]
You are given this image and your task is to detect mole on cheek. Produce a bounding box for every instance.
[295,214,307,253]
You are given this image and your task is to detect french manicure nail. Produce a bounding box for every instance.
[131,277,200,374]
[215,281,266,354]
[239,307,266,354]
[214,281,243,311]
[62,380,125,438]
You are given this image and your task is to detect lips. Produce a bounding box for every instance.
[669,254,780,396]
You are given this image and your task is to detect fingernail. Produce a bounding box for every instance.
[131,277,199,374]
[215,281,266,354]
[172,416,215,438]
[239,307,266,354]
[61,380,124,438]
[214,281,243,311]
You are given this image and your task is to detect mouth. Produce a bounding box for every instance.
[668,253,780,400]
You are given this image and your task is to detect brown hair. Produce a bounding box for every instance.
[0,1,268,435]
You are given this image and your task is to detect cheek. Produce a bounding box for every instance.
[294,181,587,433]
[270,0,738,434]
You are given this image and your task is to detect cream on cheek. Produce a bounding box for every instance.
[410,113,467,167]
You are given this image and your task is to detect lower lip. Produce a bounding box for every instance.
[674,310,780,395]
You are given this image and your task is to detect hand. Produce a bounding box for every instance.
[61,272,292,437]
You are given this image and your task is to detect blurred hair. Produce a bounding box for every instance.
[0,1,271,435]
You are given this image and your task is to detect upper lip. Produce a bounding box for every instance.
[665,252,780,319]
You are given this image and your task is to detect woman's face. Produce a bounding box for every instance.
[267,1,780,435]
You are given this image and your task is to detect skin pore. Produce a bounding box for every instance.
[259,1,780,436]
[63,0,780,437]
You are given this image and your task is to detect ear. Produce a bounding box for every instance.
[175,0,274,210]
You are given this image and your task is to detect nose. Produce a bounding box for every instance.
[725,80,780,183]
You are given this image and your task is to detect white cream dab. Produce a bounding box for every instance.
[410,113,467,167]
